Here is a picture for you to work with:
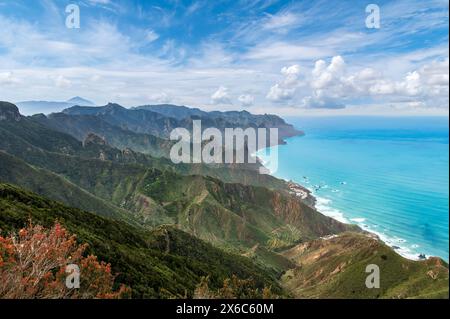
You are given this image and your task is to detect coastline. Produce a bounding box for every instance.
[256,146,427,262]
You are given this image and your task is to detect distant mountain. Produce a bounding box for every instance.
[63,102,303,143]
[66,96,95,106]
[16,96,95,115]
[135,104,303,139]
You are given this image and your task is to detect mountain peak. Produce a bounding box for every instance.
[67,96,95,106]
[104,103,126,111]
[0,101,21,121]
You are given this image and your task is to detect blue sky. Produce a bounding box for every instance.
[0,0,448,115]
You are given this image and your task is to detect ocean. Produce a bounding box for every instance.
[257,116,449,261]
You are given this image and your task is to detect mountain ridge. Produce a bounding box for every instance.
[61,102,303,144]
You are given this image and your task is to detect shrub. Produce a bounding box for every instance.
[0,222,130,299]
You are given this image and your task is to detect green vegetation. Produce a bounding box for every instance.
[281,232,449,299]
[0,183,281,298]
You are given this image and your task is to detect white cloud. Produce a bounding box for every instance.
[397,71,422,96]
[266,64,301,102]
[245,42,332,61]
[149,92,171,104]
[54,75,72,89]
[263,12,301,31]
[311,56,345,89]
[281,64,301,86]
[368,80,396,95]
[238,94,254,107]
[301,56,449,109]
[211,86,232,104]
[267,84,296,102]
[186,1,202,16]
[87,0,111,5]
[145,30,159,43]
[0,71,19,85]
[363,59,449,103]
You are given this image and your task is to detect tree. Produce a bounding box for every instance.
[0,222,130,299]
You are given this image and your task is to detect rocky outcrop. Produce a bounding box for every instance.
[0,101,21,122]
[83,132,107,147]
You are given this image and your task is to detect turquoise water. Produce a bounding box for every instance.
[257,116,449,261]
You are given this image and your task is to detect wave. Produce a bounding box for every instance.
[314,194,421,260]
[315,196,349,224]
[350,217,366,223]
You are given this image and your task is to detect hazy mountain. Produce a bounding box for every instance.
[134,104,297,129]
[63,102,303,144]
[66,96,95,106]
[16,96,95,115]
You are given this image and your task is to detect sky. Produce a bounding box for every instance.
[0,0,448,116]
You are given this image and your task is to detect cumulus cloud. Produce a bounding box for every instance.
[301,56,349,108]
[394,59,449,100]
[369,58,449,108]
[238,94,254,107]
[311,56,345,89]
[281,64,301,86]
[267,84,296,102]
[149,92,171,103]
[266,64,301,102]
[211,86,232,104]
[302,55,449,109]
[358,58,448,103]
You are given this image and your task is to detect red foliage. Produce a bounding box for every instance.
[0,222,130,299]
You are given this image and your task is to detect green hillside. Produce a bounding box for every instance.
[0,183,281,298]
[281,232,449,299]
